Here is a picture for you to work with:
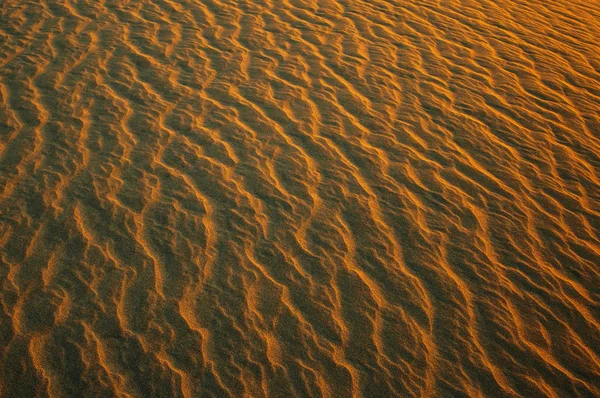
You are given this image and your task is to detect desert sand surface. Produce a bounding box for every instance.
[1,0,599,396]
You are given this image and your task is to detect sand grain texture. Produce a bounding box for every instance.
[1,0,600,396]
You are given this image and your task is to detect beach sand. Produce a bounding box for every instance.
[1,0,599,396]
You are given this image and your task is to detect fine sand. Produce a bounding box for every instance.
[1,0,599,396]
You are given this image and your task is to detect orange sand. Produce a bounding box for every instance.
[1,0,599,396]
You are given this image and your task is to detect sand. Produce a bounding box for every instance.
[1,0,599,396]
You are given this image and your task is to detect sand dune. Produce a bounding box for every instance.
[1,0,599,396]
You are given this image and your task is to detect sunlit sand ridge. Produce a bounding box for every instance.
[1,0,599,396]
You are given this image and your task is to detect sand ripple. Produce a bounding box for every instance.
[1,0,599,396]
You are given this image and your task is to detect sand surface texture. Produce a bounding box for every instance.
[1,0,600,396]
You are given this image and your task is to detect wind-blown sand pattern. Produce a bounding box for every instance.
[1,0,599,396]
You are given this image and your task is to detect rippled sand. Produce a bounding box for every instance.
[1,0,599,396]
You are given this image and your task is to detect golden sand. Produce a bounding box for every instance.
[1,0,599,396]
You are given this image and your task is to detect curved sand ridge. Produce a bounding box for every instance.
[1,0,599,396]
